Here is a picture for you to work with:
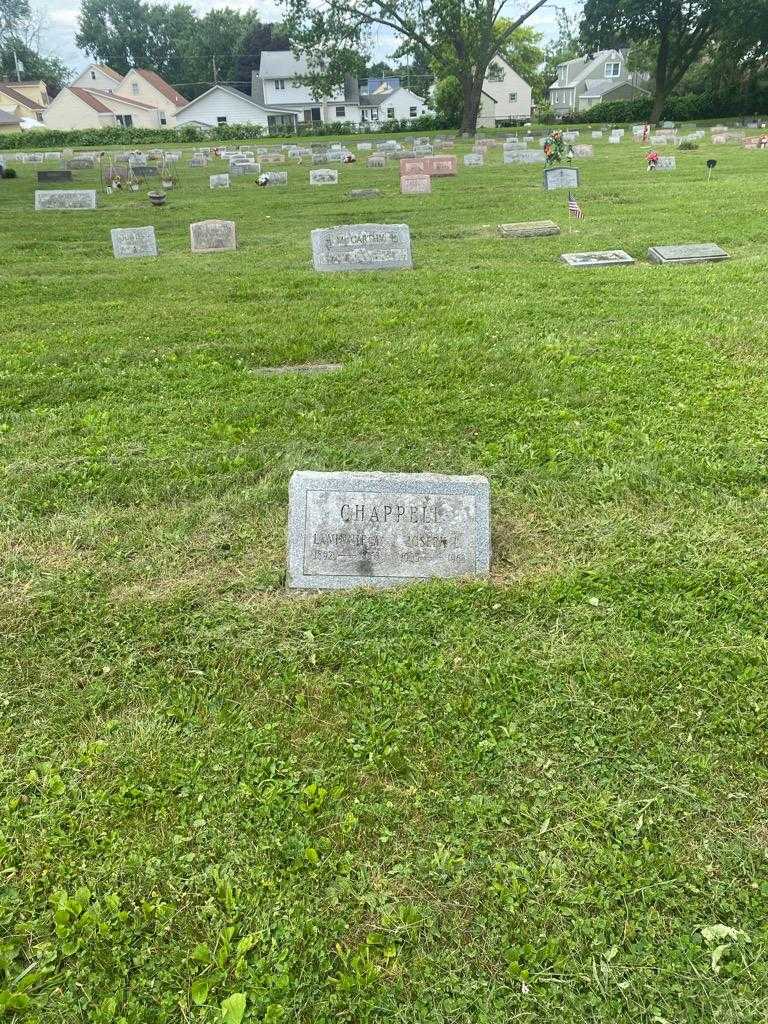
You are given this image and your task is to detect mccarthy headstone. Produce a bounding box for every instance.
[311,223,412,272]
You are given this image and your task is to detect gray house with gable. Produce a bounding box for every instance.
[548,49,650,118]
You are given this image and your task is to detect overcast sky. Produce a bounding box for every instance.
[37,0,580,81]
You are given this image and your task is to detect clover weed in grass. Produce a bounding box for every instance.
[1,131,768,1023]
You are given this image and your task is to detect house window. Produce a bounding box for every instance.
[116,114,133,127]
[409,106,417,117]
[217,116,227,124]
[335,105,345,118]
[131,81,139,95]
[487,62,505,82]
[160,111,167,125]
[274,79,285,90]
[90,70,96,80]
[509,92,517,102]
[605,61,621,77]
[387,106,395,119]
[370,107,379,121]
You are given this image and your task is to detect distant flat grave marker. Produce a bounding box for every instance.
[255,363,342,377]
[311,223,412,272]
[561,250,635,268]
[37,170,73,183]
[543,167,580,190]
[263,171,288,185]
[190,219,237,253]
[287,470,491,590]
[504,149,545,164]
[310,169,339,185]
[367,155,386,168]
[111,226,158,259]
[209,173,229,188]
[647,243,729,265]
[572,144,594,158]
[34,189,96,211]
[348,188,381,199]
[463,153,484,166]
[499,220,560,238]
[656,156,677,171]
[401,173,431,194]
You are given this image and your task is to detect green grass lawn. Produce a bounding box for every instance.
[2,132,768,1023]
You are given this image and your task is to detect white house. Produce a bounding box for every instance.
[360,84,429,126]
[478,54,532,125]
[548,50,650,117]
[42,63,187,130]
[174,84,298,131]
[252,51,361,126]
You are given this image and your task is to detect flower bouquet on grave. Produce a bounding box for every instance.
[543,131,564,167]
[343,153,356,163]
[161,173,177,189]
[646,150,660,171]
[258,173,270,187]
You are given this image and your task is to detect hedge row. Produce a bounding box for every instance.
[0,114,448,151]
[560,93,768,125]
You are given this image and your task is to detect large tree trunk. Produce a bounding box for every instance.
[651,25,671,124]
[459,72,485,135]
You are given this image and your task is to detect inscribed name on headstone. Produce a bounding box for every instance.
[128,164,157,177]
[37,170,73,183]
[34,189,97,211]
[498,220,561,238]
[311,223,412,272]
[230,161,260,177]
[647,243,729,265]
[111,226,158,259]
[401,173,431,194]
[656,156,676,171]
[504,149,545,164]
[367,155,386,168]
[310,169,339,185]
[209,173,230,188]
[263,171,288,185]
[543,167,580,190]
[561,250,635,268]
[287,470,491,590]
[463,153,484,166]
[190,219,237,253]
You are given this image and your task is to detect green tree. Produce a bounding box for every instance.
[76,0,197,79]
[580,0,766,122]
[0,39,70,92]
[432,74,463,122]
[181,7,259,91]
[541,6,581,91]
[281,0,551,134]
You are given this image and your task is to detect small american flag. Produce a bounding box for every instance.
[568,192,584,219]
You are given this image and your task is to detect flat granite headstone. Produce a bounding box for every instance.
[543,167,580,190]
[561,250,635,268]
[190,219,237,253]
[230,161,260,177]
[310,169,339,185]
[37,170,73,183]
[504,149,545,164]
[128,164,157,177]
[34,189,97,211]
[349,188,381,199]
[401,173,431,194]
[647,243,729,265]
[111,226,158,259]
[572,144,594,158]
[656,156,676,171]
[463,153,484,166]
[367,156,386,168]
[263,171,288,185]
[311,223,412,272]
[287,470,491,590]
[499,220,561,238]
[67,156,96,169]
[255,362,342,377]
[209,173,230,188]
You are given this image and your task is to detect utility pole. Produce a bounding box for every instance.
[13,50,22,82]
[213,55,218,84]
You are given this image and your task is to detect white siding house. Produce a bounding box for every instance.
[361,86,429,125]
[116,70,187,127]
[43,86,164,129]
[253,52,362,125]
[174,85,295,130]
[479,55,532,124]
[70,64,123,93]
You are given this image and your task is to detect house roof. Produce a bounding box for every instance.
[69,86,114,113]
[0,83,43,110]
[86,87,160,111]
[93,64,123,82]
[0,108,21,124]
[177,84,296,116]
[582,76,650,99]
[360,86,421,108]
[258,51,309,79]
[134,69,187,107]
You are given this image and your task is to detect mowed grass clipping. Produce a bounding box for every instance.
[2,132,768,1023]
